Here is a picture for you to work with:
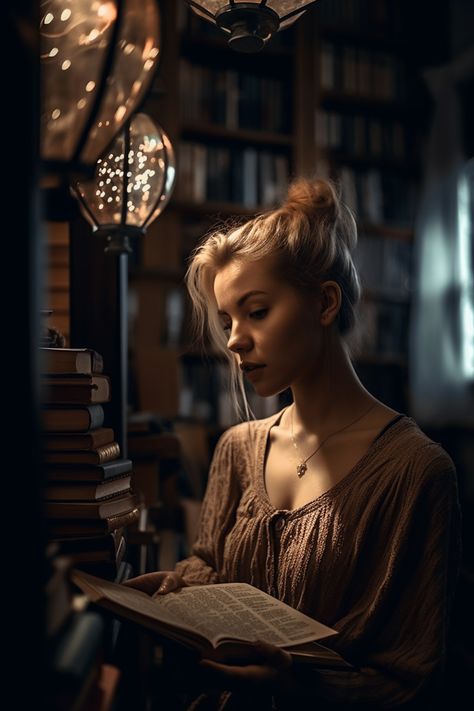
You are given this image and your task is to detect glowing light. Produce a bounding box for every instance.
[114,105,127,123]
[458,174,474,379]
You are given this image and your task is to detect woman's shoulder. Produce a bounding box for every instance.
[385,415,457,481]
[216,408,286,450]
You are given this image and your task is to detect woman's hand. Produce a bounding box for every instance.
[123,571,187,596]
[198,640,295,694]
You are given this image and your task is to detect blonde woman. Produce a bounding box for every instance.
[126,178,461,709]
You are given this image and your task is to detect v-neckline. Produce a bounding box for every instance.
[256,408,407,517]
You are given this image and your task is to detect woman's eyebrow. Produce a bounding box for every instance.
[217,290,268,315]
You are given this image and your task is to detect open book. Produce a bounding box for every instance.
[71,570,355,670]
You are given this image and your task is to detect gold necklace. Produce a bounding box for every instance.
[290,402,378,478]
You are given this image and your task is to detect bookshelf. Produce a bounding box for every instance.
[309,0,420,411]
[129,0,310,435]
[127,0,418,441]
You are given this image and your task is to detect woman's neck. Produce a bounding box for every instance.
[290,337,376,435]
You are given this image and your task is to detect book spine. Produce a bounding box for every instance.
[96,441,121,463]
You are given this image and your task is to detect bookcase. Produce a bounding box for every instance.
[128,0,311,439]
[309,0,419,412]
[127,0,419,457]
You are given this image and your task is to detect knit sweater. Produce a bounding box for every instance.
[174,411,461,708]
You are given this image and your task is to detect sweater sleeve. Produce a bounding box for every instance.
[174,427,242,586]
[288,449,462,708]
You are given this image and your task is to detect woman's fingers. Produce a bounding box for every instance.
[155,572,186,595]
[123,571,171,595]
[252,639,292,670]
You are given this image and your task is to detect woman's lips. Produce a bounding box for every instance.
[240,363,266,380]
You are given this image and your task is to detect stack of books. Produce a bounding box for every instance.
[41,347,139,580]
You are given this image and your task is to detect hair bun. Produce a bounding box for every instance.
[283,178,338,221]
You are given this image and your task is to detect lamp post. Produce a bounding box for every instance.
[71,113,176,455]
[39,0,163,455]
[185,1,318,52]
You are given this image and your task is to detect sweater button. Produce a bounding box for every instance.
[248,503,254,516]
[275,517,285,531]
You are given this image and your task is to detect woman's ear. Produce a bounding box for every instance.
[319,280,342,326]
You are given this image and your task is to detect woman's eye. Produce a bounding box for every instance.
[222,322,231,332]
[250,308,268,320]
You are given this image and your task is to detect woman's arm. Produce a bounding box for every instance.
[174,427,242,585]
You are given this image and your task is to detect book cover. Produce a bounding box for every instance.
[41,404,105,433]
[45,474,132,502]
[71,572,355,670]
[45,457,133,483]
[71,537,127,581]
[44,441,121,465]
[41,347,104,375]
[42,374,111,405]
[52,529,124,556]
[48,508,140,537]
[45,492,137,520]
[43,427,115,451]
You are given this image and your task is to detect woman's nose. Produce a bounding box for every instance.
[227,326,252,354]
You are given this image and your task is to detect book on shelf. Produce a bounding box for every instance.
[71,571,355,670]
[45,474,132,502]
[40,347,104,375]
[47,507,141,538]
[46,457,133,483]
[69,537,125,565]
[45,550,74,640]
[71,538,127,581]
[45,492,137,520]
[44,441,121,465]
[42,405,105,433]
[42,374,111,405]
[53,529,124,556]
[57,535,127,581]
[43,427,115,451]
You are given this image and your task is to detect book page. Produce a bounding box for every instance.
[72,573,337,655]
[153,583,336,648]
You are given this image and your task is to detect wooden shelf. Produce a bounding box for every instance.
[354,353,408,368]
[180,350,227,364]
[320,90,408,117]
[358,222,414,242]
[180,122,294,148]
[362,289,411,306]
[322,148,419,174]
[170,199,263,218]
[129,266,184,282]
[321,25,400,50]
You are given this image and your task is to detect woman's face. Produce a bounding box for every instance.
[213,257,324,397]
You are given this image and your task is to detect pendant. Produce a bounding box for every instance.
[296,462,307,478]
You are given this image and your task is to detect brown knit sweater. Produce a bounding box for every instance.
[174,411,461,708]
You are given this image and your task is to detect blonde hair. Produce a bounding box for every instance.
[185,177,361,418]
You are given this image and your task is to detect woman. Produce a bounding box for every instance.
[126,178,461,709]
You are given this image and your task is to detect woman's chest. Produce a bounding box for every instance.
[264,432,376,511]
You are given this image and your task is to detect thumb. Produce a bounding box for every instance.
[253,640,292,670]
[156,572,183,594]
[123,572,169,596]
